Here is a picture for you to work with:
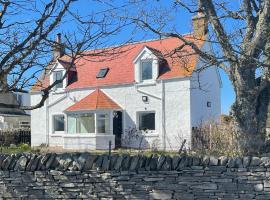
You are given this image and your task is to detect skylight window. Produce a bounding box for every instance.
[96,67,109,78]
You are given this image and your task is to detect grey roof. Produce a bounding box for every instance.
[0,93,27,116]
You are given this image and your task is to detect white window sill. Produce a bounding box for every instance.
[51,133,114,137]
[52,131,65,136]
[136,80,156,86]
[51,88,66,94]
[139,130,159,137]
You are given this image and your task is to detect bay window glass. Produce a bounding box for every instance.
[67,115,76,134]
[141,60,152,81]
[97,114,109,134]
[67,113,95,134]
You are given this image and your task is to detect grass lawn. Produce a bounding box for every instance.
[0,144,183,157]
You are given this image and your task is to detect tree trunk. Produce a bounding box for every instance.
[231,86,268,154]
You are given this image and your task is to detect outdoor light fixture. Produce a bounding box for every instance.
[142,96,148,103]
[207,101,211,107]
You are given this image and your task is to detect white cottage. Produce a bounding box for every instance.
[30,13,221,151]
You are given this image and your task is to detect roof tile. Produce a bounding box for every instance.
[65,89,121,111]
[32,36,204,92]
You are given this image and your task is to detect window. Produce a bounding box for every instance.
[96,68,109,78]
[138,112,155,131]
[141,60,152,81]
[67,113,95,134]
[53,115,65,132]
[16,94,23,105]
[53,71,63,89]
[19,121,30,129]
[97,114,109,134]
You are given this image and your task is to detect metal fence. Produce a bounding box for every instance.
[0,129,31,146]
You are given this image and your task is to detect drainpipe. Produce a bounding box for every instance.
[161,80,166,151]
[45,98,49,146]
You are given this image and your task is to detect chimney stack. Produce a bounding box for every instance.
[53,33,65,60]
[192,2,208,39]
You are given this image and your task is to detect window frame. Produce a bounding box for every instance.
[96,67,109,79]
[96,113,110,134]
[52,114,65,133]
[67,112,95,134]
[53,70,64,89]
[66,110,111,135]
[137,111,156,132]
[140,59,153,81]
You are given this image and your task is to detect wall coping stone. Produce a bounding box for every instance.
[0,153,269,172]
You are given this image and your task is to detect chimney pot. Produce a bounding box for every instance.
[192,1,208,39]
[56,33,61,43]
[192,13,208,39]
[53,33,65,60]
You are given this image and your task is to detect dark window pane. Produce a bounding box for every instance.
[54,71,63,89]
[67,70,77,85]
[142,61,152,80]
[53,115,64,132]
[96,68,109,78]
[139,112,155,130]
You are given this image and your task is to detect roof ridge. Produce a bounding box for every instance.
[95,89,99,110]
[82,33,193,53]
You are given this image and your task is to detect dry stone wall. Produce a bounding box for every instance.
[1,153,270,199]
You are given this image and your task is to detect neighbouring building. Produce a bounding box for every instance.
[30,12,221,150]
[0,93,30,129]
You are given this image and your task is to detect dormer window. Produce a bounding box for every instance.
[141,60,153,81]
[53,71,63,89]
[134,46,162,83]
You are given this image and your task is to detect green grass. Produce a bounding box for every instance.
[0,143,36,154]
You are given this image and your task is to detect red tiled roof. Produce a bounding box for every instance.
[32,36,204,92]
[65,89,121,111]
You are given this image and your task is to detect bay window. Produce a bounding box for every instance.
[67,112,110,134]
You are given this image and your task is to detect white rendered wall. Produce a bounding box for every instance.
[30,41,220,151]
[190,42,222,127]
[30,78,191,151]
[30,94,47,146]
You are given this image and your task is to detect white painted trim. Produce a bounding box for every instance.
[133,46,158,63]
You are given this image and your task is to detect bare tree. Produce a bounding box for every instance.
[116,0,270,154]
[0,0,129,110]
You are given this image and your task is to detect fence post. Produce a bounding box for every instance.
[108,140,111,157]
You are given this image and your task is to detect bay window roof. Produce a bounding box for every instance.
[65,89,121,112]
